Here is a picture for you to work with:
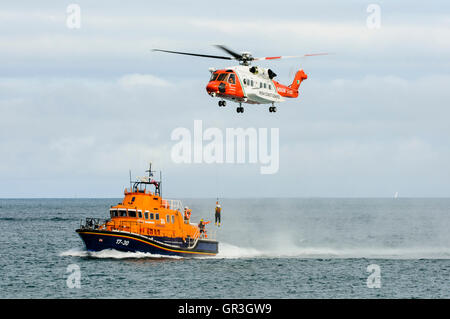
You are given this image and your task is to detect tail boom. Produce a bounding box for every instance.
[274,69,308,98]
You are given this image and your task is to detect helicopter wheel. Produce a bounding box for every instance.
[269,106,277,113]
[218,101,224,107]
[236,106,244,113]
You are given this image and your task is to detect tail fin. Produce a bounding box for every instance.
[289,69,308,90]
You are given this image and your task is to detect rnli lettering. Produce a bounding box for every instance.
[147,228,161,235]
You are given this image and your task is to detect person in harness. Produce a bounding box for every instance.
[198,219,210,238]
[215,202,221,227]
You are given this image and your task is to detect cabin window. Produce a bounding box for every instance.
[110,210,116,218]
[228,74,235,84]
[210,73,218,81]
[260,82,263,88]
[243,79,246,85]
[166,215,170,223]
[264,83,267,88]
[217,73,227,82]
[128,210,137,218]
[251,80,254,87]
[144,211,149,219]
[138,211,142,218]
[155,213,160,220]
[150,213,154,220]
[269,85,272,90]
[119,210,127,217]
[171,215,175,224]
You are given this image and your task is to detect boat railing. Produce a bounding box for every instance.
[161,199,183,212]
[124,188,153,195]
[79,217,109,230]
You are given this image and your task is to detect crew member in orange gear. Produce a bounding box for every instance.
[184,206,192,223]
[198,219,210,238]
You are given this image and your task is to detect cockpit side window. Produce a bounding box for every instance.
[228,74,236,84]
[217,73,227,82]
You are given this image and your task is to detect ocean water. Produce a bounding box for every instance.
[0,198,449,298]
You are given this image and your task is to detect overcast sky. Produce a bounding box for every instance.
[0,1,449,198]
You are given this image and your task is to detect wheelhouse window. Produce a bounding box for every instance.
[144,211,149,219]
[217,73,227,82]
[150,213,154,220]
[128,210,137,218]
[110,210,117,218]
[119,210,127,217]
[138,210,142,218]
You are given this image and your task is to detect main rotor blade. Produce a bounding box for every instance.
[254,53,331,61]
[214,45,243,60]
[152,49,233,60]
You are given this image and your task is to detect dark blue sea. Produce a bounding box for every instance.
[0,198,449,298]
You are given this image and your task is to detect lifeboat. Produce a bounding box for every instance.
[76,164,219,257]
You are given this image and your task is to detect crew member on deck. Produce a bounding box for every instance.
[198,219,210,238]
[215,202,221,227]
[184,206,191,223]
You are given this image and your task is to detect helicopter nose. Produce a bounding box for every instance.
[206,82,219,94]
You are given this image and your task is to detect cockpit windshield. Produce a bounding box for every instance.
[217,73,228,82]
[210,73,219,81]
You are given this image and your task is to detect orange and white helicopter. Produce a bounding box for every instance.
[153,45,328,113]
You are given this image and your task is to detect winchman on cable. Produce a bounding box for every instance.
[214,201,222,227]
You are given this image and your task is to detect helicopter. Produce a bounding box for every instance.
[153,45,328,113]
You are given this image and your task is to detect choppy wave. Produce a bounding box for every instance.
[61,244,450,260]
[215,243,450,259]
[0,216,77,222]
[60,248,183,259]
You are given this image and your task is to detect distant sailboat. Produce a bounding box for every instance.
[394,192,399,199]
